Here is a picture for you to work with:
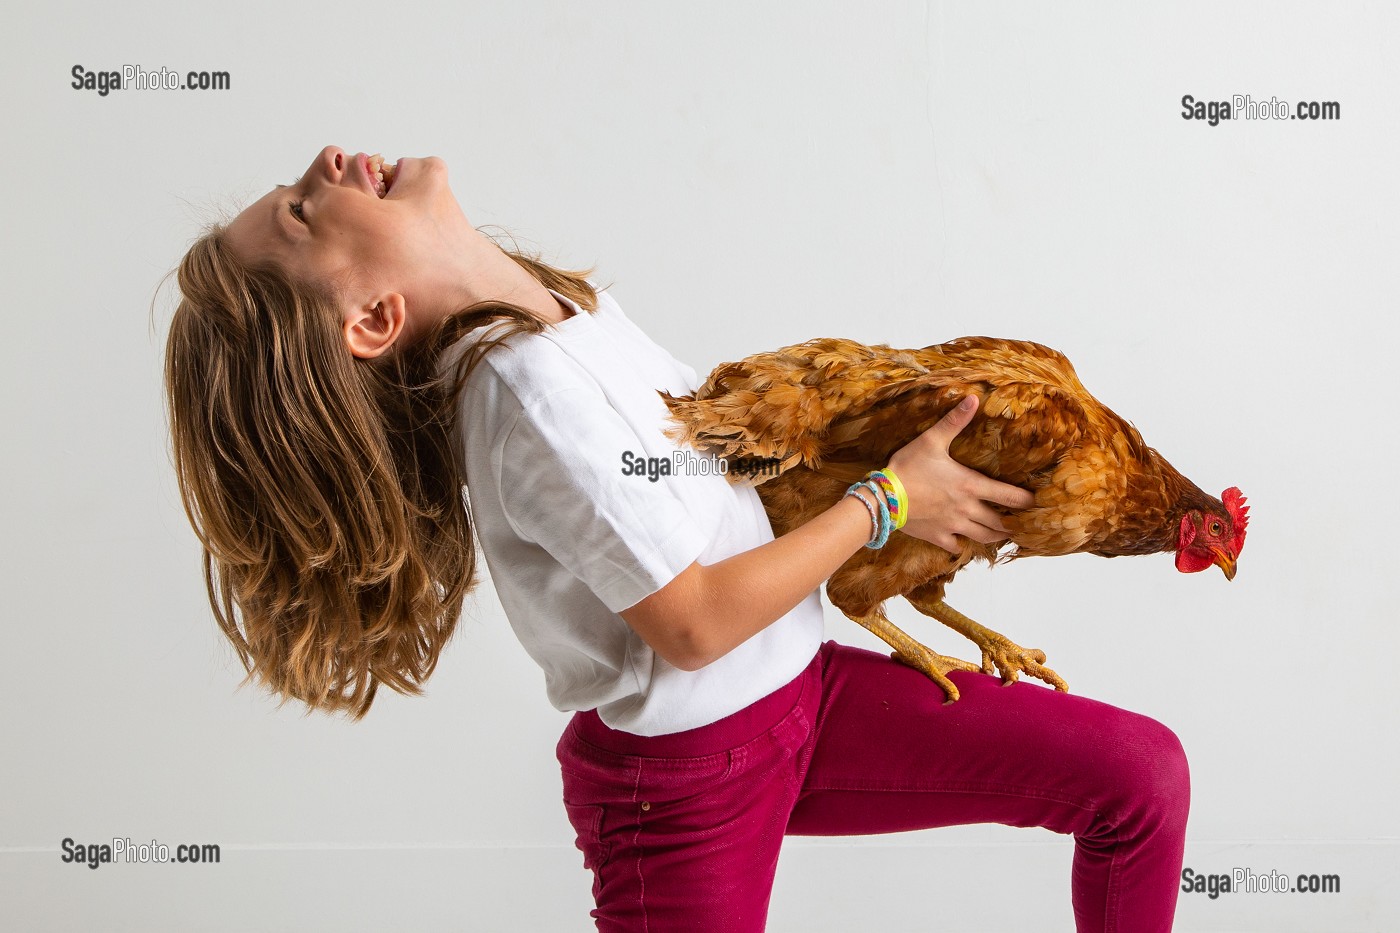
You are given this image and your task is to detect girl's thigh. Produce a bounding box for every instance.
[786,642,1188,838]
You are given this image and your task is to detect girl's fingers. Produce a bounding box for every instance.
[967,502,1010,535]
[976,476,1036,510]
[964,522,1009,545]
[903,522,961,553]
[903,517,1005,549]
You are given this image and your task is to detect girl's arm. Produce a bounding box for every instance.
[621,395,1035,670]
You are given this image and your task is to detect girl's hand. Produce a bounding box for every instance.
[885,394,1035,552]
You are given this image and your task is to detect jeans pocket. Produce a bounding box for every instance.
[634,750,735,805]
[562,801,610,901]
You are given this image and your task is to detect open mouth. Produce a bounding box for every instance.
[366,153,398,197]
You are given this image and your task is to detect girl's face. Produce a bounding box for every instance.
[224,145,479,355]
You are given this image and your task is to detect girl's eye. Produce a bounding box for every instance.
[286,175,306,222]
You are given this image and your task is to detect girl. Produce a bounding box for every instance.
[164,145,1189,931]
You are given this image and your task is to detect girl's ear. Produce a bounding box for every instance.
[343,293,408,359]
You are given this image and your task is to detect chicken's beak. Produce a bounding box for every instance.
[1209,547,1237,581]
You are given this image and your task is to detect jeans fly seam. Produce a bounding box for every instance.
[630,760,648,933]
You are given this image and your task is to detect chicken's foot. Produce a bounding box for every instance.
[908,598,1069,693]
[847,610,981,703]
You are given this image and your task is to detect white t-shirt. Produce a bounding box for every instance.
[438,282,824,736]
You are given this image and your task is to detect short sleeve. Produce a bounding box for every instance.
[495,386,711,614]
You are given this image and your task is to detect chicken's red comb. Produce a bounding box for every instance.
[1222,487,1249,553]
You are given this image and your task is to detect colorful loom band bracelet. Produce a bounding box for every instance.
[877,466,909,528]
[867,473,901,529]
[845,479,893,548]
[846,482,881,546]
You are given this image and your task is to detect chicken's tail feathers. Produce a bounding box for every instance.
[658,388,817,484]
[658,375,835,466]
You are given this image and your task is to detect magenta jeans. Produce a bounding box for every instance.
[556,640,1189,932]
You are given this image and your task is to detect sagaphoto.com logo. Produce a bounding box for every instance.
[1181,93,1340,126]
[71,64,230,97]
[620,449,782,483]
[60,835,221,869]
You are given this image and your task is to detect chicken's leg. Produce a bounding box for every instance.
[845,608,982,703]
[906,596,1070,694]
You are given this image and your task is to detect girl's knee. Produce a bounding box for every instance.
[1109,712,1191,827]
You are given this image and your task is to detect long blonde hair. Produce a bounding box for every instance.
[163,225,599,719]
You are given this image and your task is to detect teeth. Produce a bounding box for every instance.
[366,152,394,197]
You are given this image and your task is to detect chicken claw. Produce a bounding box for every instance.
[847,610,981,703]
[912,599,1070,693]
[887,645,984,704]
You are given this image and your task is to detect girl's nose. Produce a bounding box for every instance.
[316,145,345,180]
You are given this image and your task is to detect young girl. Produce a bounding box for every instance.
[164,145,1189,931]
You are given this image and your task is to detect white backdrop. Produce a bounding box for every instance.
[3,2,1396,930]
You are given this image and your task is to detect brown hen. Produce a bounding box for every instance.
[660,336,1248,701]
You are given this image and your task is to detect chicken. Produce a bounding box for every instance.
[660,336,1249,701]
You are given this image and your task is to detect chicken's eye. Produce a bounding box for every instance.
[1209,520,1223,536]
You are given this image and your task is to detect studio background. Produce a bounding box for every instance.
[3,2,1396,930]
